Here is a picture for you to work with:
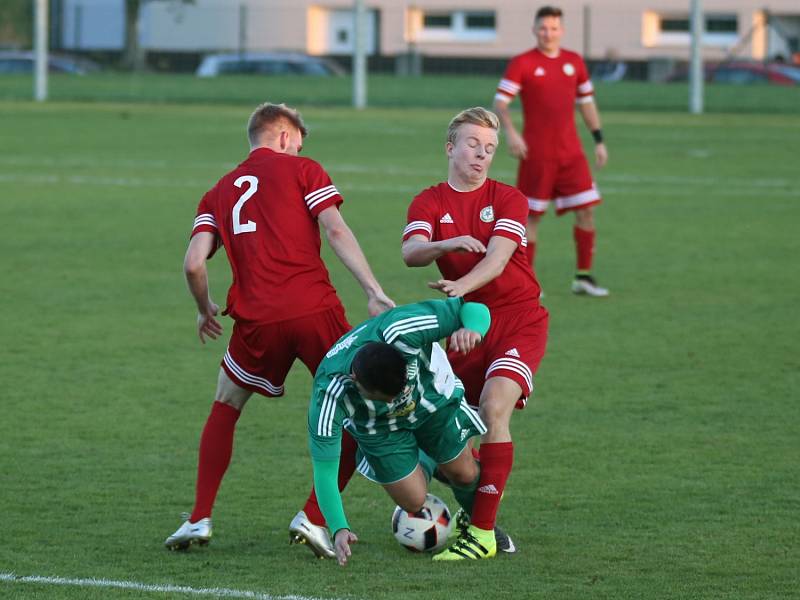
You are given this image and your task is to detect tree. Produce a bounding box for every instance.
[0,0,33,48]
[122,0,193,71]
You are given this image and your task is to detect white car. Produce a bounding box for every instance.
[196,52,345,77]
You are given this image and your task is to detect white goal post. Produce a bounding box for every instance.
[34,0,49,101]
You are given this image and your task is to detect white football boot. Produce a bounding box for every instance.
[571,275,609,297]
[289,511,335,559]
[164,515,212,550]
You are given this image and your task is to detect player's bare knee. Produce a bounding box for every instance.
[575,207,594,229]
[398,492,426,513]
[214,371,250,410]
[447,466,478,487]
[479,398,509,426]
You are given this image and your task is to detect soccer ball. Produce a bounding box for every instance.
[391,493,453,553]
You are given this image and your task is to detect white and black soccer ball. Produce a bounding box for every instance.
[391,493,453,553]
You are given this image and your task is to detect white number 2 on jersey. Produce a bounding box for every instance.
[232,175,258,234]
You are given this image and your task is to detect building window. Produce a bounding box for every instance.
[417,10,497,42]
[465,12,495,30]
[643,12,739,48]
[424,14,453,29]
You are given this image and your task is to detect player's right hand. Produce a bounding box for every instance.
[449,328,482,354]
[197,303,223,344]
[334,529,358,566]
[507,130,528,160]
[442,236,487,254]
[367,291,396,317]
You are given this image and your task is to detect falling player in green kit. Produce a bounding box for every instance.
[307,298,491,565]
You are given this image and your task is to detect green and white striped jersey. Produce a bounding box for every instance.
[308,298,467,461]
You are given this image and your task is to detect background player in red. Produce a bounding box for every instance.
[165,102,395,556]
[493,5,610,297]
[402,107,548,560]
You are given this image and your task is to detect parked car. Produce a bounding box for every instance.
[0,51,100,74]
[196,52,345,77]
[668,61,797,85]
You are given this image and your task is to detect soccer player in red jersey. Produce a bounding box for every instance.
[402,107,549,560]
[494,5,610,297]
[164,103,395,555]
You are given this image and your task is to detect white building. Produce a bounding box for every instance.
[58,0,800,63]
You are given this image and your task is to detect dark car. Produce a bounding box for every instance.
[668,61,797,85]
[196,52,345,77]
[0,51,100,74]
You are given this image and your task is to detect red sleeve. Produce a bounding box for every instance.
[191,187,222,258]
[403,190,436,241]
[491,186,528,247]
[302,159,343,218]
[191,188,219,237]
[575,55,595,103]
[496,55,524,103]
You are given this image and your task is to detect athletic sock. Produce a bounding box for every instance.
[303,429,358,526]
[470,442,513,530]
[573,226,595,273]
[190,401,241,522]
[451,471,480,517]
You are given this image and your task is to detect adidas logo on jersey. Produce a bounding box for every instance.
[478,484,500,495]
[505,348,520,358]
[534,67,545,76]
[440,213,454,224]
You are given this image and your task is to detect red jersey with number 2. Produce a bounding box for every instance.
[191,147,344,324]
[403,179,541,312]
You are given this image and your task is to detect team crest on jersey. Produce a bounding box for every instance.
[388,384,415,417]
[480,206,495,223]
[562,63,576,76]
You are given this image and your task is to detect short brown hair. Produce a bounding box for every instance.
[247,102,308,146]
[446,107,499,145]
[535,6,563,21]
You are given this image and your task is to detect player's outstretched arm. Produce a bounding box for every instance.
[428,236,516,298]
[184,232,223,344]
[402,235,486,267]
[311,456,354,564]
[318,207,395,316]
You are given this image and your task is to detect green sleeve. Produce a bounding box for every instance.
[312,457,350,535]
[459,302,491,336]
[382,297,465,347]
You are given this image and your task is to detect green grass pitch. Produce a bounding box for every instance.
[1,79,798,599]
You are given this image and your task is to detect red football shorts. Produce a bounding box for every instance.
[517,154,601,215]
[448,304,549,410]
[221,304,350,397]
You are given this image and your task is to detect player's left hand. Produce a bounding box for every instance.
[449,328,482,354]
[367,291,396,317]
[334,529,359,566]
[428,279,468,298]
[595,143,608,168]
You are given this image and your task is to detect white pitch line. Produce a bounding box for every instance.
[0,572,340,600]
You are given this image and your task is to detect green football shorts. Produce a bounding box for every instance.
[351,399,487,485]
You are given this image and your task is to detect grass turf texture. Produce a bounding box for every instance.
[1,74,800,113]
[1,97,798,600]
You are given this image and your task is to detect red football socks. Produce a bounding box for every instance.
[574,226,595,272]
[302,429,359,526]
[190,401,241,522]
[470,442,514,530]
